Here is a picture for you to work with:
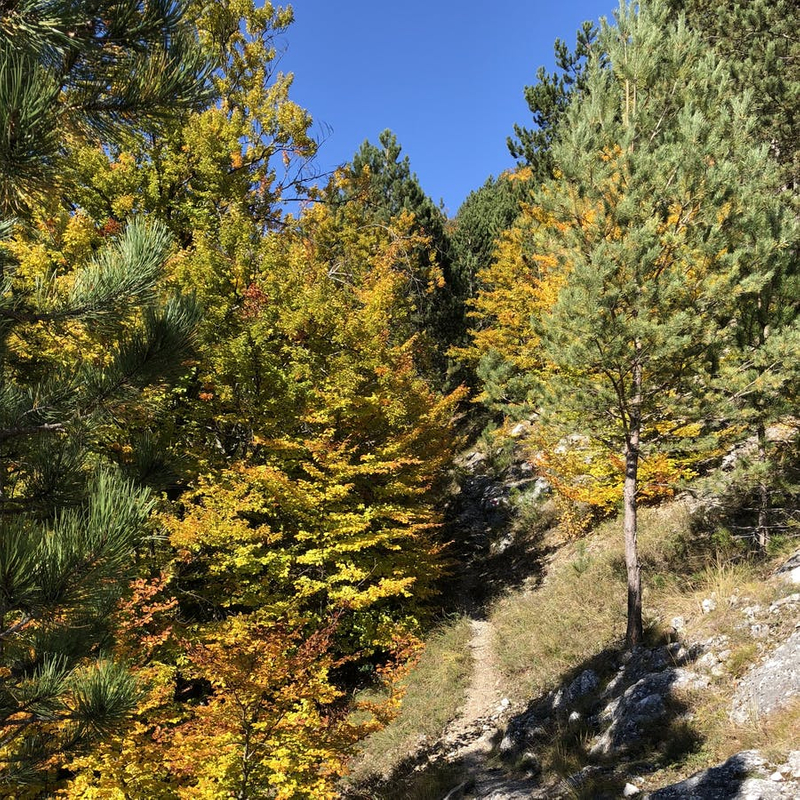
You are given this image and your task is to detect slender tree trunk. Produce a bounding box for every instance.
[624,437,643,647]
[624,356,643,648]
[756,420,769,553]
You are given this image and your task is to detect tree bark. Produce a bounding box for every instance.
[755,420,769,553]
[624,355,644,648]
[624,436,643,647]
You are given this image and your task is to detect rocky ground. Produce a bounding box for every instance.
[385,556,800,799]
[355,443,800,799]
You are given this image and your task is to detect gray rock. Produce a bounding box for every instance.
[623,782,642,796]
[646,750,768,798]
[463,451,486,468]
[591,671,676,755]
[787,751,800,779]
[775,551,800,585]
[702,597,718,614]
[673,668,711,690]
[509,422,530,438]
[517,751,540,774]
[769,593,800,614]
[749,623,770,639]
[742,604,762,620]
[566,668,599,704]
[498,733,516,754]
[731,630,800,724]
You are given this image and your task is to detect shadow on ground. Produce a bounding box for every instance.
[492,637,707,799]
[433,464,554,618]
[360,636,711,799]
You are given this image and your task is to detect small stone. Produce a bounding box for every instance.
[770,593,800,613]
[786,751,800,778]
[464,451,486,467]
[671,616,686,632]
[499,733,516,754]
[509,422,530,438]
[568,710,582,727]
[500,697,510,708]
[718,649,731,661]
[702,597,717,614]
[750,623,770,638]
[699,651,719,668]
[770,771,784,782]
[623,783,641,796]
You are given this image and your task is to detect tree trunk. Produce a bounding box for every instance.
[624,436,643,648]
[624,354,644,648]
[755,420,769,553]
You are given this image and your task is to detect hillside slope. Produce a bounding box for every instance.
[344,446,800,799]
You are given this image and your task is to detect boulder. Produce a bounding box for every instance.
[731,630,800,724]
[646,751,800,799]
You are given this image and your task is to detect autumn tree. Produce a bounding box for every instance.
[333,130,465,381]
[532,0,793,645]
[55,180,464,794]
[448,171,531,355]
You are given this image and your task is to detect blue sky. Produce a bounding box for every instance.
[280,1,616,216]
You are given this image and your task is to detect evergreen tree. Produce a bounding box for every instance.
[334,130,463,382]
[449,172,530,313]
[0,0,209,783]
[508,21,600,181]
[0,0,210,215]
[667,0,799,189]
[536,0,793,645]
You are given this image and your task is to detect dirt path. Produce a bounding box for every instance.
[438,618,546,799]
[445,619,504,750]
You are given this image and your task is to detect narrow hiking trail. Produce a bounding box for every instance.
[436,618,546,800]
[443,619,504,754]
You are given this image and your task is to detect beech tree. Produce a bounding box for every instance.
[536,0,792,646]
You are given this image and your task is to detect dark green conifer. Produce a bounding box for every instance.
[537,0,795,644]
[0,0,209,782]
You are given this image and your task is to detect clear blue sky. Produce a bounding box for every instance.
[280,0,616,217]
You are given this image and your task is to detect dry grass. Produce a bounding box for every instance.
[490,502,699,699]
[490,499,799,788]
[345,497,798,795]
[344,615,473,786]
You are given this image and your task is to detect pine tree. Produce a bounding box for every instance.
[667,0,799,189]
[536,0,793,645]
[508,21,600,181]
[0,0,210,216]
[334,130,463,382]
[0,0,209,783]
[449,171,530,320]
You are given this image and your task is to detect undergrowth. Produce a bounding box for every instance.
[344,615,473,787]
[345,496,798,796]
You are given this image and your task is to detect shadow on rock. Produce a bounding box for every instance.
[435,459,553,617]
[646,750,781,799]
[496,639,708,798]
